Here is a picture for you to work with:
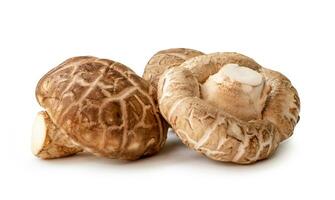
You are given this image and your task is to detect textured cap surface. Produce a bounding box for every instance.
[143,48,204,89]
[36,56,168,160]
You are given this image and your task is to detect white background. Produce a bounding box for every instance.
[0,0,334,199]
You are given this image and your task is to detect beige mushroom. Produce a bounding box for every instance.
[157,52,300,164]
[34,56,168,160]
[31,111,82,159]
[143,48,204,89]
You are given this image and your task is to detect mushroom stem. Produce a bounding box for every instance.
[31,111,82,159]
[201,64,269,121]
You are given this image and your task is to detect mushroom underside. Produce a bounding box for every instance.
[158,52,300,164]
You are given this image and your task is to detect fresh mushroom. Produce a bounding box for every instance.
[157,52,300,164]
[33,56,168,160]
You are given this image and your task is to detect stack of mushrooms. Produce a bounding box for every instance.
[32,49,300,164]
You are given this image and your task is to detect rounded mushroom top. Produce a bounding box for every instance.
[36,56,167,160]
[158,52,300,164]
[143,48,204,89]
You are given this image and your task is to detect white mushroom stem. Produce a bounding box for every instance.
[31,111,82,159]
[201,64,270,121]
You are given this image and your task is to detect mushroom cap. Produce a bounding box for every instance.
[261,68,300,141]
[36,56,168,160]
[157,52,300,164]
[143,48,204,89]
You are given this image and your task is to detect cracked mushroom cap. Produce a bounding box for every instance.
[143,48,204,89]
[36,56,168,160]
[157,52,300,164]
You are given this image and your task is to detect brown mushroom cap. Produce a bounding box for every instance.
[157,52,300,164]
[143,48,204,89]
[36,56,168,160]
[261,68,300,141]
